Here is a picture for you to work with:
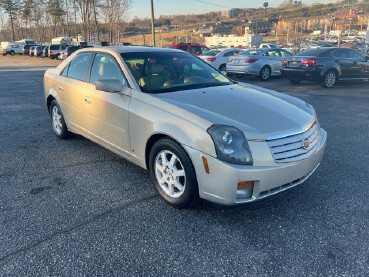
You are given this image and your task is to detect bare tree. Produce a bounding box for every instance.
[101,0,131,43]
[0,0,19,40]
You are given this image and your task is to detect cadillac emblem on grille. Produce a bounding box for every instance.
[302,138,310,149]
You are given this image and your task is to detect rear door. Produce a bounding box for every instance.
[331,48,355,78]
[57,52,93,131]
[264,49,283,75]
[81,52,131,153]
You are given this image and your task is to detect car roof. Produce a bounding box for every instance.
[78,46,186,54]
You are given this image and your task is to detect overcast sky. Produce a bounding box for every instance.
[129,0,333,19]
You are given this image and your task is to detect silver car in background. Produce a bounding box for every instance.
[200,48,242,71]
[226,48,293,80]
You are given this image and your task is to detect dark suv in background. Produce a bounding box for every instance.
[22,44,36,55]
[49,44,69,59]
[281,47,369,88]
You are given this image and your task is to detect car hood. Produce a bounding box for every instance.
[151,83,315,140]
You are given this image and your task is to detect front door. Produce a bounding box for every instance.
[81,53,131,154]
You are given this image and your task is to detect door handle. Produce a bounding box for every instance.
[84,96,92,104]
[58,85,63,91]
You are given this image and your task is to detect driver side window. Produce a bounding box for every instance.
[90,53,125,85]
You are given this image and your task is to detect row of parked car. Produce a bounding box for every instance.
[167,42,369,88]
[22,44,94,59]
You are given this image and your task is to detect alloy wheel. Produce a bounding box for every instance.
[52,106,63,135]
[154,150,186,198]
[261,67,270,80]
[325,72,336,87]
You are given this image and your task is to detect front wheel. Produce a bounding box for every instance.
[321,70,337,88]
[219,64,226,72]
[10,51,15,56]
[260,66,271,81]
[149,138,199,209]
[49,100,71,139]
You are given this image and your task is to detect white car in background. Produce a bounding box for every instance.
[200,48,242,71]
[1,42,23,56]
[226,48,293,81]
[260,43,279,49]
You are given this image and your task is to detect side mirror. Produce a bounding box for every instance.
[95,79,123,93]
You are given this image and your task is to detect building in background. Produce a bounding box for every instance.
[221,8,243,19]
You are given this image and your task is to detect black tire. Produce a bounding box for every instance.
[260,66,271,81]
[50,55,55,60]
[10,51,15,56]
[321,70,337,88]
[149,138,199,209]
[289,79,300,85]
[219,64,226,72]
[49,100,71,139]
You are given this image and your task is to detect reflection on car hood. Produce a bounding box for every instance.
[152,83,315,140]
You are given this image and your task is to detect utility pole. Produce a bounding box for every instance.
[150,0,156,47]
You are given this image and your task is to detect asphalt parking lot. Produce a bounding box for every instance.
[1,55,369,276]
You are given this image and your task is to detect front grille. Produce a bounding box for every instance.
[268,121,320,163]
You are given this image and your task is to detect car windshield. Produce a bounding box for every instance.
[239,50,262,56]
[121,51,232,93]
[202,50,221,56]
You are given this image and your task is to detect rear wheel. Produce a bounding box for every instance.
[10,50,15,56]
[149,138,199,209]
[260,66,271,81]
[49,100,71,139]
[321,70,336,88]
[289,79,300,85]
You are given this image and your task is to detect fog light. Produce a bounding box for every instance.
[236,181,254,199]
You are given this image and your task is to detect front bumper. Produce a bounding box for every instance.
[185,128,327,206]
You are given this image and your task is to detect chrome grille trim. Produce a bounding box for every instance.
[268,122,320,163]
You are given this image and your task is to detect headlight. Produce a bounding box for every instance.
[208,125,253,165]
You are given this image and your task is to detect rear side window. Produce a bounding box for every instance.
[264,50,281,57]
[296,49,328,56]
[50,45,59,50]
[280,50,292,57]
[331,49,348,58]
[190,46,201,54]
[67,52,92,81]
[178,45,188,51]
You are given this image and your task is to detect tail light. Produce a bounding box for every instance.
[301,60,316,65]
[227,59,232,63]
[282,60,287,65]
[66,53,69,57]
[243,58,258,63]
[49,51,53,54]
[206,57,216,62]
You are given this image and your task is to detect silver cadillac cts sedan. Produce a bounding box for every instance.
[44,47,327,208]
